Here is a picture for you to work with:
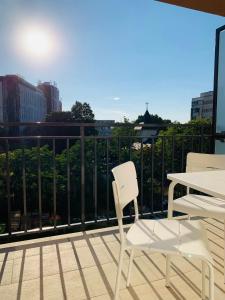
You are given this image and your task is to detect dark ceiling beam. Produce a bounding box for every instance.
[156,0,225,17]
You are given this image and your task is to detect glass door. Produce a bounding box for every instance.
[213,25,225,153]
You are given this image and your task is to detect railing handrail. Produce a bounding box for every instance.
[0,134,213,140]
[0,121,212,128]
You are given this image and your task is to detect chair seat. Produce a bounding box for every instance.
[173,194,225,219]
[126,219,213,263]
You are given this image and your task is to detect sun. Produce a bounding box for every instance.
[21,27,53,58]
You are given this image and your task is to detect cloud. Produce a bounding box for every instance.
[113,97,120,101]
[95,108,136,122]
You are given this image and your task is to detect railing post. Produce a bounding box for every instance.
[67,138,71,226]
[140,138,143,216]
[172,135,175,173]
[118,137,120,164]
[200,125,204,153]
[181,136,184,172]
[80,126,85,225]
[6,139,11,235]
[22,139,27,232]
[106,138,109,222]
[93,138,97,223]
[37,138,42,231]
[53,138,56,229]
[161,136,165,212]
[151,137,154,214]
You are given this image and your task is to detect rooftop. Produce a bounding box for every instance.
[0,217,224,300]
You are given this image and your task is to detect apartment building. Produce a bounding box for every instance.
[38,82,62,115]
[191,91,213,120]
[0,75,47,122]
[0,75,62,123]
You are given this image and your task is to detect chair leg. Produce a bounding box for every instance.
[202,261,206,300]
[166,255,171,287]
[114,246,124,300]
[208,262,214,300]
[168,208,173,220]
[127,249,134,287]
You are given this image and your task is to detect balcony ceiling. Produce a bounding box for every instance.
[156,0,225,17]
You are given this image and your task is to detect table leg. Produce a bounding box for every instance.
[208,262,214,300]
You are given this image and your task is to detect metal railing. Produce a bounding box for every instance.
[0,122,213,242]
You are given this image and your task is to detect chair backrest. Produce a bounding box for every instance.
[186,152,225,172]
[112,161,139,221]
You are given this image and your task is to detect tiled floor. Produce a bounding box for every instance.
[0,218,225,299]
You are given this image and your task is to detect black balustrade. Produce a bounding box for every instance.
[0,122,213,242]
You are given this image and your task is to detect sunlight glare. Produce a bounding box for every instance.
[21,27,53,58]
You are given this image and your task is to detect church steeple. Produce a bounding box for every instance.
[145,102,149,111]
[143,102,151,124]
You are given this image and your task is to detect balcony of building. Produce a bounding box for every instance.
[0,122,224,299]
[0,217,225,300]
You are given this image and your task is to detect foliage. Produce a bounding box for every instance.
[112,117,137,137]
[154,119,211,176]
[45,101,95,123]
[0,120,212,230]
[43,101,96,137]
[71,101,95,122]
[135,113,171,124]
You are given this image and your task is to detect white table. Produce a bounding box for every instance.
[167,170,225,218]
[166,170,225,300]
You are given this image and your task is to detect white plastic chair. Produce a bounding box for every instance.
[112,161,214,300]
[168,152,225,282]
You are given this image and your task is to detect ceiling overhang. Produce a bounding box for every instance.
[156,0,225,17]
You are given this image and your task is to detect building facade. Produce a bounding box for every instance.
[0,75,47,122]
[19,81,47,122]
[95,120,115,136]
[37,82,62,115]
[191,91,213,120]
[0,80,4,122]
[0,76,62,123]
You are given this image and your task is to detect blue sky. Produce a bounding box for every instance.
[0,0,224,122]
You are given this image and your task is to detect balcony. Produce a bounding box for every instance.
[0,218,224,299]
[0,122,223,299]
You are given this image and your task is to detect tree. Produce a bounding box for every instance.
[43,111,75,139]
[70,101,95,136]
[71,101,95,122]
[45,101,96,138]
[112,117,136,137]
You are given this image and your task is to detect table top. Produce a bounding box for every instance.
[167,170,225,200]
